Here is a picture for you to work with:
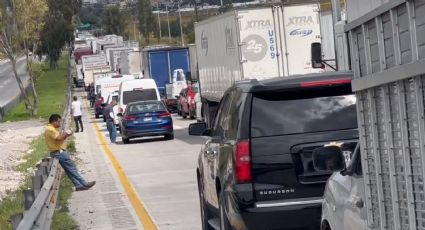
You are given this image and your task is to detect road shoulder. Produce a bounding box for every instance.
[68,97,143,230]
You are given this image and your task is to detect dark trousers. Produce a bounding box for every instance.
[74,116,83,132]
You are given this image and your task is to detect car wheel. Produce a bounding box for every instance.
[164,133,174,140]
[321,221,331,230]
[198,177,213,230]
[95,114,99,119]
[219,192,231,230]
[122,137,130,144]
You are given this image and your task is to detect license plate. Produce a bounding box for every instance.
[144,117,152,121]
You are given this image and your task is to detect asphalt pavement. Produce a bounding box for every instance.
[0,57,29,108]
[69,96,204,230]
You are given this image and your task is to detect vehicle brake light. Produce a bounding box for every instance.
[234,140,252,183]
[124,115,137,121]
[300,79,351,88]
[159,112,171,118]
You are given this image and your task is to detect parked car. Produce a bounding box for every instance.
[178,84,198,119]
[189,72,359,230]
[313,143,366,230]
[119,101,174,144]
[176,88,186,116]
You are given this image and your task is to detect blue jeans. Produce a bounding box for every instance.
[51,150,87,188]
[106,120,117,143]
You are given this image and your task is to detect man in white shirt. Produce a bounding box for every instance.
[71,96,84,132]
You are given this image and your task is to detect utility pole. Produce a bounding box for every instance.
[178,1,184,46]
[157,1,162,39]
[166,5,171,41]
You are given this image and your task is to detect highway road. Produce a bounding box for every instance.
[70,100,204,230]
[0,57,29,109]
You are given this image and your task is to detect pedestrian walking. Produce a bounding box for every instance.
[103,100,117,143]
[71,96,84,132]
[45,114,95,191]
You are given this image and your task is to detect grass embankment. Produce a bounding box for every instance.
[0,136,78,230]
[4,56,69,121]
[0,54,77,229]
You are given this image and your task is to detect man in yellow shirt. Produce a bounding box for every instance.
[45,114,95,191]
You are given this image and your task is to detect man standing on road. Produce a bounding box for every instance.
[45,114,95,191]
[72,96,84,132]
[103,100,117,143]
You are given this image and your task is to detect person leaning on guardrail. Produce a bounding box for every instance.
[45,114,96,191]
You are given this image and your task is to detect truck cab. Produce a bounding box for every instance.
[313,144,367,230]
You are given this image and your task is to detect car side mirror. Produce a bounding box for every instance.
[188,122,210,136]
[312,146,346,172]
[311,42,324,69]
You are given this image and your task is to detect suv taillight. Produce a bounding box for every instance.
[234,140,252,183]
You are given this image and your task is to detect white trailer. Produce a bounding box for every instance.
[109,48,135,72]
[195,4,325,125]
[104,45,124,66]
[342,0,425,229]
[118,51,143,75]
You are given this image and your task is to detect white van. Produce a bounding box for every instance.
[118,79,160,114]
[94,72,115,95]
[99,75,135,102]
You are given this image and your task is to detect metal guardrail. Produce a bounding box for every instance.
[10,51,73,230]
[10,157,62,230]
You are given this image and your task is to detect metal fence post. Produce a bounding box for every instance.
[32,175,43,197]
[23,190,35,210]
[11,213,23,230]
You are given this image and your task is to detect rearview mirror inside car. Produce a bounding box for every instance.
[188,122,209,136]
[312,146,346,172]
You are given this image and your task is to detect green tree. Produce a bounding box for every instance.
[41,0,81,69]
[137,0,157,43]
[0,0,49,116]
[102,6,129,37]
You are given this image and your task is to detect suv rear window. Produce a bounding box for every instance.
[251,91,357,137]
[123,89,158,104]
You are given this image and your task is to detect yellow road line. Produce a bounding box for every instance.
[84,100,158,230]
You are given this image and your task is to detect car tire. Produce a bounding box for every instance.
[122,137,130,144]
[165,133,174,140]
[321,221,331,230]
[198,177,213,230]
[219,192,231,230]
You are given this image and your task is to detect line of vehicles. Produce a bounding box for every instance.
[189,0,425,230]
[73,0,425,229]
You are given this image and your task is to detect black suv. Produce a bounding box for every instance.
[189,72,358,230]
